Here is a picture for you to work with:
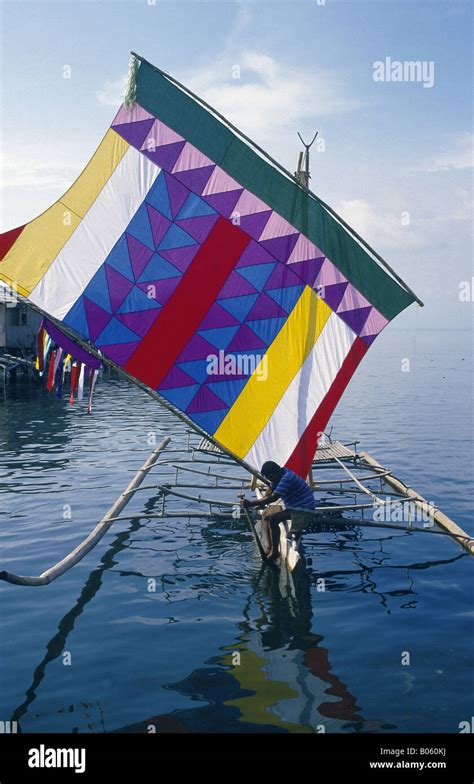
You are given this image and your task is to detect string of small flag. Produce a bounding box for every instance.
[36,319,102,413]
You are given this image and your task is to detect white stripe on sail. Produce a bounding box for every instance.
[30,145,160,320]
[244,313,356,469]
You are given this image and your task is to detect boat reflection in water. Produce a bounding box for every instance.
[115,549,390,734]
[8,476,462,734]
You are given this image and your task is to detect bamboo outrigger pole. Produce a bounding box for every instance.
[360,452,474,555]
[0,437,170,586]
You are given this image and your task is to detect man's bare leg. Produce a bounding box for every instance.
[263,509,291,560]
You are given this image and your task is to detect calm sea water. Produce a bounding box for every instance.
[0,328,472,734]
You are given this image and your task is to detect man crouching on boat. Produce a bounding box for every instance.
[241,461,315,561]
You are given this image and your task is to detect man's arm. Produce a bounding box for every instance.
[242,491,281,509]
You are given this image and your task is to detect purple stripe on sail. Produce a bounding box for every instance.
[44,319,102,369]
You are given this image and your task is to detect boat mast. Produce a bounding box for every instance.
[295,131,318,190]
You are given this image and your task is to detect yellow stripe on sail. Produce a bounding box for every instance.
[214,286,332,459]
[0,129,129,295]
[62,129,129,218]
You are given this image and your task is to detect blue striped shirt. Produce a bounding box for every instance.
[272,468,315,510]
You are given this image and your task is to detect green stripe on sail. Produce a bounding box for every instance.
[136,60,414,321]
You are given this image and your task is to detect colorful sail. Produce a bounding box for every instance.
[0,55,418,477]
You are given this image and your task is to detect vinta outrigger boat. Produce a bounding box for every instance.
[0,53,472,585]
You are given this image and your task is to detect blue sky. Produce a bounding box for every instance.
[1,0,472,329]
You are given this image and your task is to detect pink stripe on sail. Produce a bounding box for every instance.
[315,258,347,287]
[202,166,242,195]
[287,234,324,265]
[336,283,372,313]
[141,119,184,150]
[259,211,298,240]
[112,102,154,127]
[172,142,214,173]
[360,307,389,337]
[233,190,271,217]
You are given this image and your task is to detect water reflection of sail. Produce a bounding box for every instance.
[223,562,366,732]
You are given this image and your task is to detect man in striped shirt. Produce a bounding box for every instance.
[242,461,315,560]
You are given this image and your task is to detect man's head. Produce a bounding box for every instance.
[261,461,283,483]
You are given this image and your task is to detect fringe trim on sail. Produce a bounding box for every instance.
[124,54,139,108]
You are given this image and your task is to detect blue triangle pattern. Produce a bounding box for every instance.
[161,384,200,410]
[137,253,181,283]
[158,223,198,251]
[64,296,89,339]
[247,317,286,344]
[96,317,141,346]
[237,263,277,292]
[117,286,162,314]
[84,265,112,313]
[177,360,210,384]
[266,285,305,313]
[206,379,248,407]
[105,235,134,281]
[175,192,217,220]
[188,409,228,435]
[126,202,155,251]
[218,294,259,322]
[198,326,240,351]
[145,171,172,220]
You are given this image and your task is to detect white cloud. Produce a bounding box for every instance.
[96,75,127,107]
[179,50,363,145]
[419,132,473,173]
[335,190,472,257]
[1,155,81,192]
[335,198,430,252]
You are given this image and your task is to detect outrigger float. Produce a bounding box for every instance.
[144,434,474,571]
[1,431,472,586]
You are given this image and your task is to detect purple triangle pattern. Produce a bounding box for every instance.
[246,292,288,321]
[117,309,161,338]
[259,234,300,263]
[199,303,240,330]
[361,333,378,347]
[177,334,217,362]
[226,325,266,352]
[176,214,218,244]
[126,234,154,281]
[84,297,111,343]
[105,265,135,313]
[320,282,349,311]
[137,277,181,307]
[147,205,172,248]
[263,261,303,291]
[173,165,215,194]
[160,365,197,390]
[159,245,199,273]
[219,271,258,299]
[186,386,228,414]
[239,211,272,239]
[289,258,325,287]
[203,189,243,218]
[143,141,186,172]
[337,306,372,335]
[114,118,155,149]
[164,171,189,218]
[236,239,276,268]
[101,342,139,366]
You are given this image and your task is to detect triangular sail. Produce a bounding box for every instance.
[0,55,419,477]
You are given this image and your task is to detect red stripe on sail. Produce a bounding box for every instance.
[285,336,369,478]
[0,226,25,260]
[125,217,250,389]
